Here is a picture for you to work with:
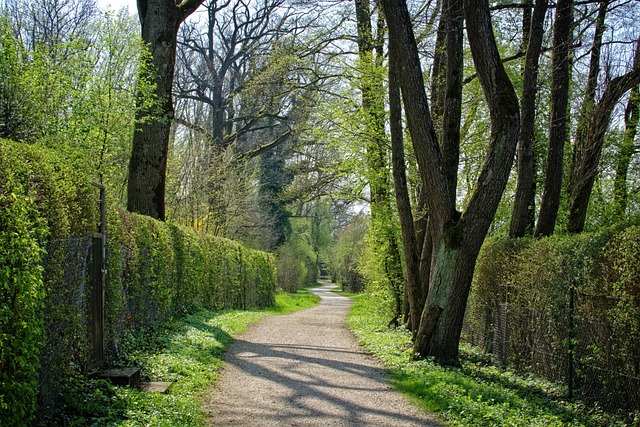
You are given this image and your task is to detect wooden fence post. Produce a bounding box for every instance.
[90,182,106,370]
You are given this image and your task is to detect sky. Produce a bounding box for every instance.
[96,0,134,14]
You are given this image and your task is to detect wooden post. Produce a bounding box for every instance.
[90,182,106,370]
[568,286,575,399]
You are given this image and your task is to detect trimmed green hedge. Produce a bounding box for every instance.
[0,141,49,426]
[105,210,276,340]
[1,139,95,425]
[466,226,640,410]
[0,140,276,425]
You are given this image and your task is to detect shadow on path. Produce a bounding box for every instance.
[202,281,439,426]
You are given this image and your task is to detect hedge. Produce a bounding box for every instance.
[0,140,276,425]
[0,141,49,426]
[465,226,640,410]
[105,210,276,338]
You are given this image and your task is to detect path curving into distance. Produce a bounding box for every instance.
[202,281,439,426]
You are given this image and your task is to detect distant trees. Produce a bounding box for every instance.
[167,0,321,240]
[3,0,98,51]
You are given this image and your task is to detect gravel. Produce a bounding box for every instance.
[202,282,440,426]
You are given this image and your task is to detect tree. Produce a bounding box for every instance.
[1,8,148,195]
[3,0,98,52]
[382,0,520,361]
[567,39,640,233]
[127,0,204,220]
[613,83,640,216]
[389,35,423,332]
[534,0,572,237]
[354,0,404,325]
[167,0,328,241]
[257,141,293,250]
[0,19,30,140]
[509,0,547,237]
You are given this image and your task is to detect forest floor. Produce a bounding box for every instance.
[200,281,440,426]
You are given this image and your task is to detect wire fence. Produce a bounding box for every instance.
[39,236,93,419]
[462,288,640,411]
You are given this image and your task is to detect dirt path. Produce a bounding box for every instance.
[202,282,439,426]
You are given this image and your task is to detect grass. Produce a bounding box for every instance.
[51,289,320,426]
[265,287,321,314]
[346,292,637,427]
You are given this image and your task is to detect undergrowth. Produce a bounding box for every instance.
[48,289,320,426]
[347,292,638,427]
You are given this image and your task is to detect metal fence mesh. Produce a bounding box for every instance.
[462,289,640,411]
[38,236,92,419]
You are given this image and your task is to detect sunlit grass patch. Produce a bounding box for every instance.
[266,287,321,314]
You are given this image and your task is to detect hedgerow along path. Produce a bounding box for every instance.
[202,282,440,426]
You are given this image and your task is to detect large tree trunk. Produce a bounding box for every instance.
[389,37,424,334]
[613,85,640,216]
[440,0,464,202]
[534,0,572,237]
[430,2,447,135]
[413,230,479,361]
[127,0,204,220]
[383,0,519,362]
[509,0,547,237]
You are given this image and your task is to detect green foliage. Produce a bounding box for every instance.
[468,226,640,412]
[105,209,277,340]
[0,19,31,140]
[0,140,48,426]
[0,140,277,423]
[327,214,368,292]
[53,290,319,426]
[276,240,311,292]
[275,200,334,291]
[257,144,293,250]
[347,293,633,427]
[1,11,155,202]
[0,138,97,424]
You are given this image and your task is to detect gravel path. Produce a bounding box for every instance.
[202,282,440,426]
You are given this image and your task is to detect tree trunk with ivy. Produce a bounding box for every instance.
[354,0,404,325]
[127,0,204,220]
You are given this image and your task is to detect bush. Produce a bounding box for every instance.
[466,226,640,411]
[103,207,277,362]
[0,140,48,426]
[0,140,277,424]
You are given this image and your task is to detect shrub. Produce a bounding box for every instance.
[466,226,640,411]
[0,140,277,423]
[0,140,48,426]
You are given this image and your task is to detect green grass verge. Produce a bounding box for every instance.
[51,289,320,426]
[347,292,636,427]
